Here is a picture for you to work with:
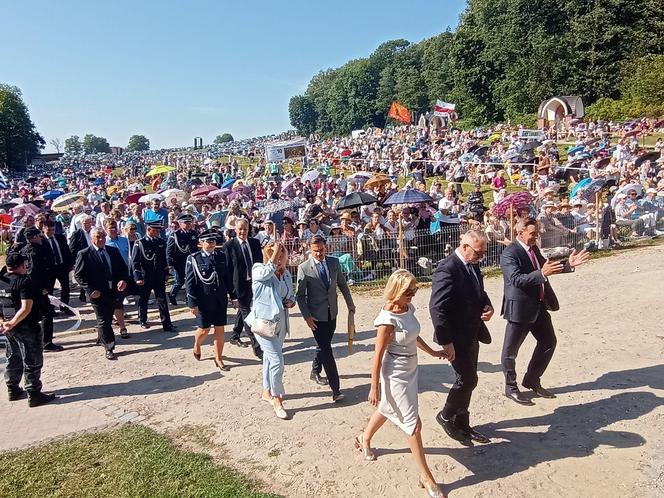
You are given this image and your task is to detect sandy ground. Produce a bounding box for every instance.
[2,245,663,498]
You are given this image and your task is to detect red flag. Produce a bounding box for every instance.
[388,101,411,124]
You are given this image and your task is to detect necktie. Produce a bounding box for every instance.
[466,263,481,294]
[241,241,252,280]
[50,238,61,265]
[318,261,330,288]
[528,246,545,301]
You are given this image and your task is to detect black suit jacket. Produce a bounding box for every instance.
[46,233,73,269]
[499,242,573,324]
[429,253,493,348]
[74,245,128,299]
[68,228,90,262]
[224,237,263,300]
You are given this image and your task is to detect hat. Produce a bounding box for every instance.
[542,201,556,208]
[177,213,193,222]
[615,193,627,200]
[198,229,219,242]
[572,199,583,206]
[146,219,164,229]
[330,223,341,230]
[543,187,555,194]
[296,220,307,226]
[263,219,275,225]
[647,188,657,194]
[559,201,570,208]
[24,227,42,239]
[339,212,353,221]
[283,216,294,224]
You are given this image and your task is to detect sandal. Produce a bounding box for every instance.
[354,434,376,461]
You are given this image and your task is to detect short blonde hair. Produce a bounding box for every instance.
[383,269,417,303]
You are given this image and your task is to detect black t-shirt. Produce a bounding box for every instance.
[8,274,41,326]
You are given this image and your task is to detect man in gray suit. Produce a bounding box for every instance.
[296,234,355,402]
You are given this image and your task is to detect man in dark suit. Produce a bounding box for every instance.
[500,218,589,404]
[43,221,73,312]
[296,234,355,402]
[429,229,494,445]
[68,214,93,303]
[74,227,129,360]
[224,218,263,359]
[20,227,63,352]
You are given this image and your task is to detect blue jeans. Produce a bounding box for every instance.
[253,311,287,397]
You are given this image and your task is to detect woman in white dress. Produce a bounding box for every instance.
[355,269,447,498]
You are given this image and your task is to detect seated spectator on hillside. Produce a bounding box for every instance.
[614,193,646,237]
[538,202,573,247]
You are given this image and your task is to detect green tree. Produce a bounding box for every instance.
[288,95,318,135]
[64,135,82,154]
[213,133,234,144]
[82,134,111,154]
[621,54,664,104]
[126,134,150,151]
[0,84,45,171]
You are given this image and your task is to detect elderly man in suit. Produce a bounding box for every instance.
[74,227,129,360]
[224,218,264,359]
[500,217,589,405]
[68,214,93,303]
[296,234,355,402]
[429,229,494,445]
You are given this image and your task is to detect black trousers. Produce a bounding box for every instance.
[137,278,172,327]
[169,262,186,298]
[39,293,54,346]
[91,294,116,352]
[50,265,71,305]
[311,316,340,393]
[4,322,44,392]
[501,304,557,392]
[441,340,479,428]
[232,295,260,352]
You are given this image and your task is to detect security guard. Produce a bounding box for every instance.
[2,252,56,407]
[20,226,63,352]
[131,219,176,331]
[166,213,198,305]
[185,229,235,371]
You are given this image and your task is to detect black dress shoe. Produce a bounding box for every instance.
[230,338,249,348]
[61,307,76,317]
[254,349,263,360]
[119,328,130,339]
[28,391,56,407]
[105,350,117,360]
[332,391,345,402]
[140,322,150,329]
[524,384,556,398]
[435,412,472,446]
[310,372,329,385]
[504,390,535,405]
[8,386,26,401]
[168,295,177,306]
[43,342,65,352]
[467,427,491,444]
[162,324,177,333]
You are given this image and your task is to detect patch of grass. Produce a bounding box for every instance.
[0,425,281,498]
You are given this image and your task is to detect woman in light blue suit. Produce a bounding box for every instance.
[248,241,295,420]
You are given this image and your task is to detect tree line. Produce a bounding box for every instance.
[289,0,664,135]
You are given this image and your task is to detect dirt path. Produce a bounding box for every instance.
[2,245,663,497]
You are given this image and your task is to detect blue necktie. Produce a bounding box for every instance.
[318,262,330,288]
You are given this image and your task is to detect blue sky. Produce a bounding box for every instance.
[2,1,465,151]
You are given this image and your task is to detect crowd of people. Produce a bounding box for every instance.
[0,118,662,496]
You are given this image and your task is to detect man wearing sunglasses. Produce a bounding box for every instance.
[429,229,494,446]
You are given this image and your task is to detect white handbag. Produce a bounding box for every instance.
[248,310,279,338]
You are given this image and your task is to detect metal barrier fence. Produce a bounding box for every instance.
[285,217,661,286]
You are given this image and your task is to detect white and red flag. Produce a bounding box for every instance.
[434,100,456,117]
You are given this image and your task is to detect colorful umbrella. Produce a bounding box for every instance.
[493,191,534,218]
[191,185,217,197]
[161,188,185,203]
[221,178,236,189]
[146,165,176,177]
[281,177,299,191]
[569,178,592,199]
[11,203,40,215]
[139,193,164,203]
[42,190,64,200]
[124,192,147,204]
[51,192,84,212]
[634,151,660,168]
[301,170,320,183]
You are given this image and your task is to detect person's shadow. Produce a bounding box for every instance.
[54,373,220,404]
[379,389,661,493]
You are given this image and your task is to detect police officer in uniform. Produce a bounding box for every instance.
[186,229,235,371]
[1,253,56,407]
[20,227,63,352]
[131,220,176,332]
[166,213,199,305]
